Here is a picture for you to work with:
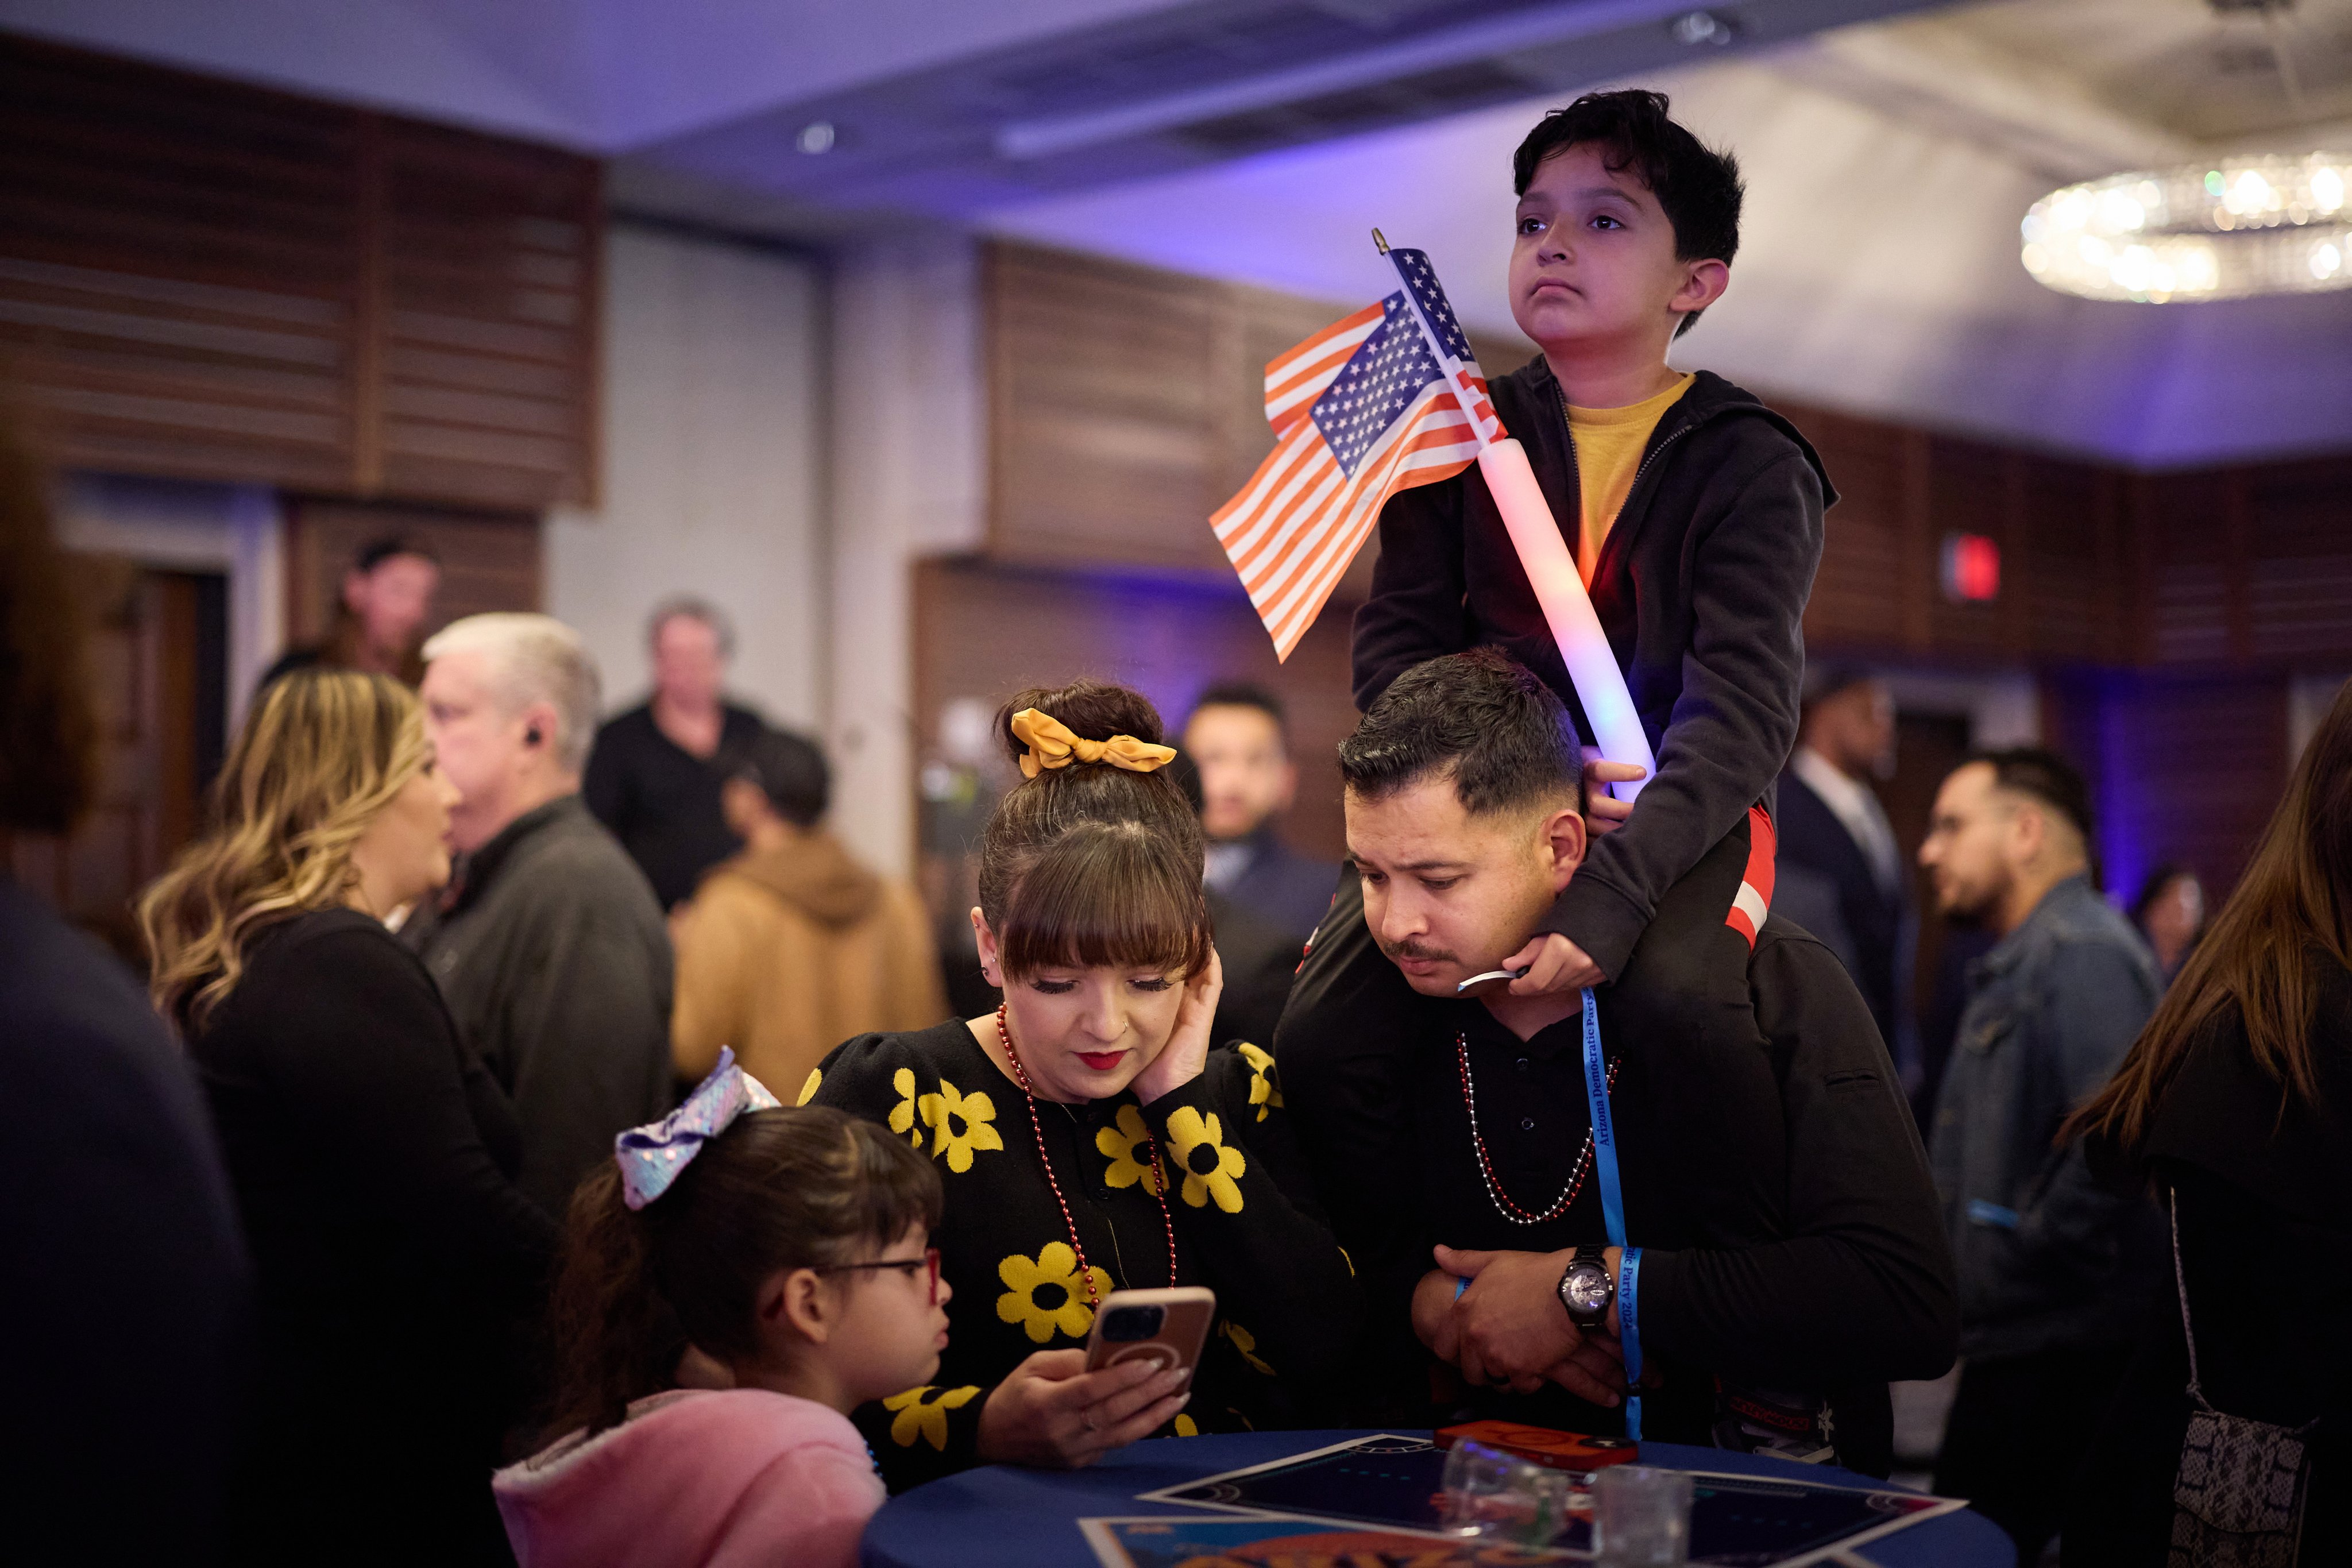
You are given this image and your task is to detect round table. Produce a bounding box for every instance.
[862,1429,2013,1566]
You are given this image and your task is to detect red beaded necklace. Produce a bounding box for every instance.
[1456,1030,1619,1226]
[994,1004,1179,1306]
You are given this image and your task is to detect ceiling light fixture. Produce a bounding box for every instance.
[1669,11,1737,47]
[2021,153,2351,302]
[795,121,837,155]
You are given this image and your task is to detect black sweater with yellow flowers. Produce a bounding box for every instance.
[806,1019,1353,1489]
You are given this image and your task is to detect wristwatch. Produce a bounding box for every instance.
[1557,1253,1613,1330]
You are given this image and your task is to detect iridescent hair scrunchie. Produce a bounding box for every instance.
[613,1046,780,1210]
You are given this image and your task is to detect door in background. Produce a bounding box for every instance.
[10,558,226,963]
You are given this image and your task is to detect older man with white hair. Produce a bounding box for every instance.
[408,613,673,1217]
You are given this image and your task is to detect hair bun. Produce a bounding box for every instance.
[996,679,1165,767]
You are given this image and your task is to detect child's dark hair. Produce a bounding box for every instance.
[1513,88,1744,338]
[544,1105,941,1436]
[1339,648,1582,818]
[979,678,1211,981]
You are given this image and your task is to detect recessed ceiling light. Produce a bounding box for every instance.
[795,121,837,155]
[1669,10,1737,47]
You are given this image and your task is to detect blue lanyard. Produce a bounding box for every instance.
[1578,987,1643,1440]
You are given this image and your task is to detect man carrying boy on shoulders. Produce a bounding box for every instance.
[1333,651,1955,1476]
[1281,88,1839,1411]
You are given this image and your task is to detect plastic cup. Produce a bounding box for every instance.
[1439,1439,1575,1546]
[1593,1464,1693,1566]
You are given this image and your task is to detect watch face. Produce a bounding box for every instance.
[1562,1262,1611,1315]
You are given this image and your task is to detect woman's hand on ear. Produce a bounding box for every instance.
[1133,947,1223,1105]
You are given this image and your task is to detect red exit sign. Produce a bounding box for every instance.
[1940,532,2001,603]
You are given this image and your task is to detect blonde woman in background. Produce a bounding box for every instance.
[141,669,555,1567]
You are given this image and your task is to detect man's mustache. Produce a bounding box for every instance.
[1380,937,1457,964]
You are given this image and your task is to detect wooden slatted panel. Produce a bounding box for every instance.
[1783,403,1909,651]
[2135,470,2235,666]
[913,556,1356,864]
[2096,673,2287,902]
[0,36,598,511]
[0,37,359,490]
[284,498,542,648]
[987,242,1225,571]
[375,119,600,510]
[2244,462,2352,662]
[2017,455,2123,664]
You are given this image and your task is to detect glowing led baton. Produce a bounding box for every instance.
[1376,231,1655,801]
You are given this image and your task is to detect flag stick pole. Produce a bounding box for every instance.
[1376,234,1654,801]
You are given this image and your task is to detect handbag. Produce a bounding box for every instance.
[2167,1189,2316,1567]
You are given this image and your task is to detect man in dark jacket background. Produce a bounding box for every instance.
[1184,682,1339,945]
[408,612,673,1218]
[1775,666,1917,1088]
[1918,747,2162,1562]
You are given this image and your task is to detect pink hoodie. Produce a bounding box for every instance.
[494,1388,885,1568]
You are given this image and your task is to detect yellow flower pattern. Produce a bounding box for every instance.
[920,1077,1006,1173]
[1222,1318,1275,1376]
[1173,1413,1200,1437]
[795,1068,822,1107]
[997,1242,1113,1343]
[1094,1104,1166,1196]
[1235,1042,1283,1122]
[1164,1104,1248,1213]
[882,1384,980,1451]
[887,1067,923,1148]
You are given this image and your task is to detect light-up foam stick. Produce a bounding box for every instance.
[1377,233,1655,802]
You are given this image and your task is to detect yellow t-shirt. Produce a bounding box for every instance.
[1568,372,1695,585]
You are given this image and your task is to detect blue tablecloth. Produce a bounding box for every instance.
[862,1429,2013,1566]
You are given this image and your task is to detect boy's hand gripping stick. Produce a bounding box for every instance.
[1377,231,1656,803]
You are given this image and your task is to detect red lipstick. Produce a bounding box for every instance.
[1076,1050,1125,1071]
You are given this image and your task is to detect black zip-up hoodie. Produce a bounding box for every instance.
[1352,359,1834,980]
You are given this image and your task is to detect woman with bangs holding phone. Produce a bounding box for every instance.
[806,679,1355,1487]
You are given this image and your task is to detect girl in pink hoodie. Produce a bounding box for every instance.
[496,1052,951,1568]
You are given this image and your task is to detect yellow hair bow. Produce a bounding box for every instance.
[1009,708,1176,780]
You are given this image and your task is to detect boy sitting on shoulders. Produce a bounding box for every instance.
[1280,90,1846,1453]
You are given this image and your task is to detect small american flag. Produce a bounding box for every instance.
[1212,251,1490,661]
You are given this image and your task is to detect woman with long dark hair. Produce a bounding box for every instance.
[141,670,557,1565]
[2062,682,2352,1563]
[500,1090,947,1568]
[805,679,1355,1488]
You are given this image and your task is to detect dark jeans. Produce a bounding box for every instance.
[1272,812,1790,1415]
[1936,1340,2137,1563]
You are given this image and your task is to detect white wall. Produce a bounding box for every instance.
[547,223,828,737]
[824,237,988,879]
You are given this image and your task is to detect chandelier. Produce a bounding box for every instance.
[2021,153,2351,303]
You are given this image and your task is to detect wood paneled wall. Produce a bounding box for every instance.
[913,556,1358,863]
[283,499,542,649]
[985,240,1534,593]
[981,238,2352,676]
[0,36,599,512]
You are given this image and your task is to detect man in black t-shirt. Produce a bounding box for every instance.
[1299,650,1954,1476]
[582,597,764,910]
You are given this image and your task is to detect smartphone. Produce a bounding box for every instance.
[1083,1287,1217,1382]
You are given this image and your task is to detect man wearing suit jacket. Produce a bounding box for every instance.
[1185,683,1342,944]
[1776,666,1918,1090]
